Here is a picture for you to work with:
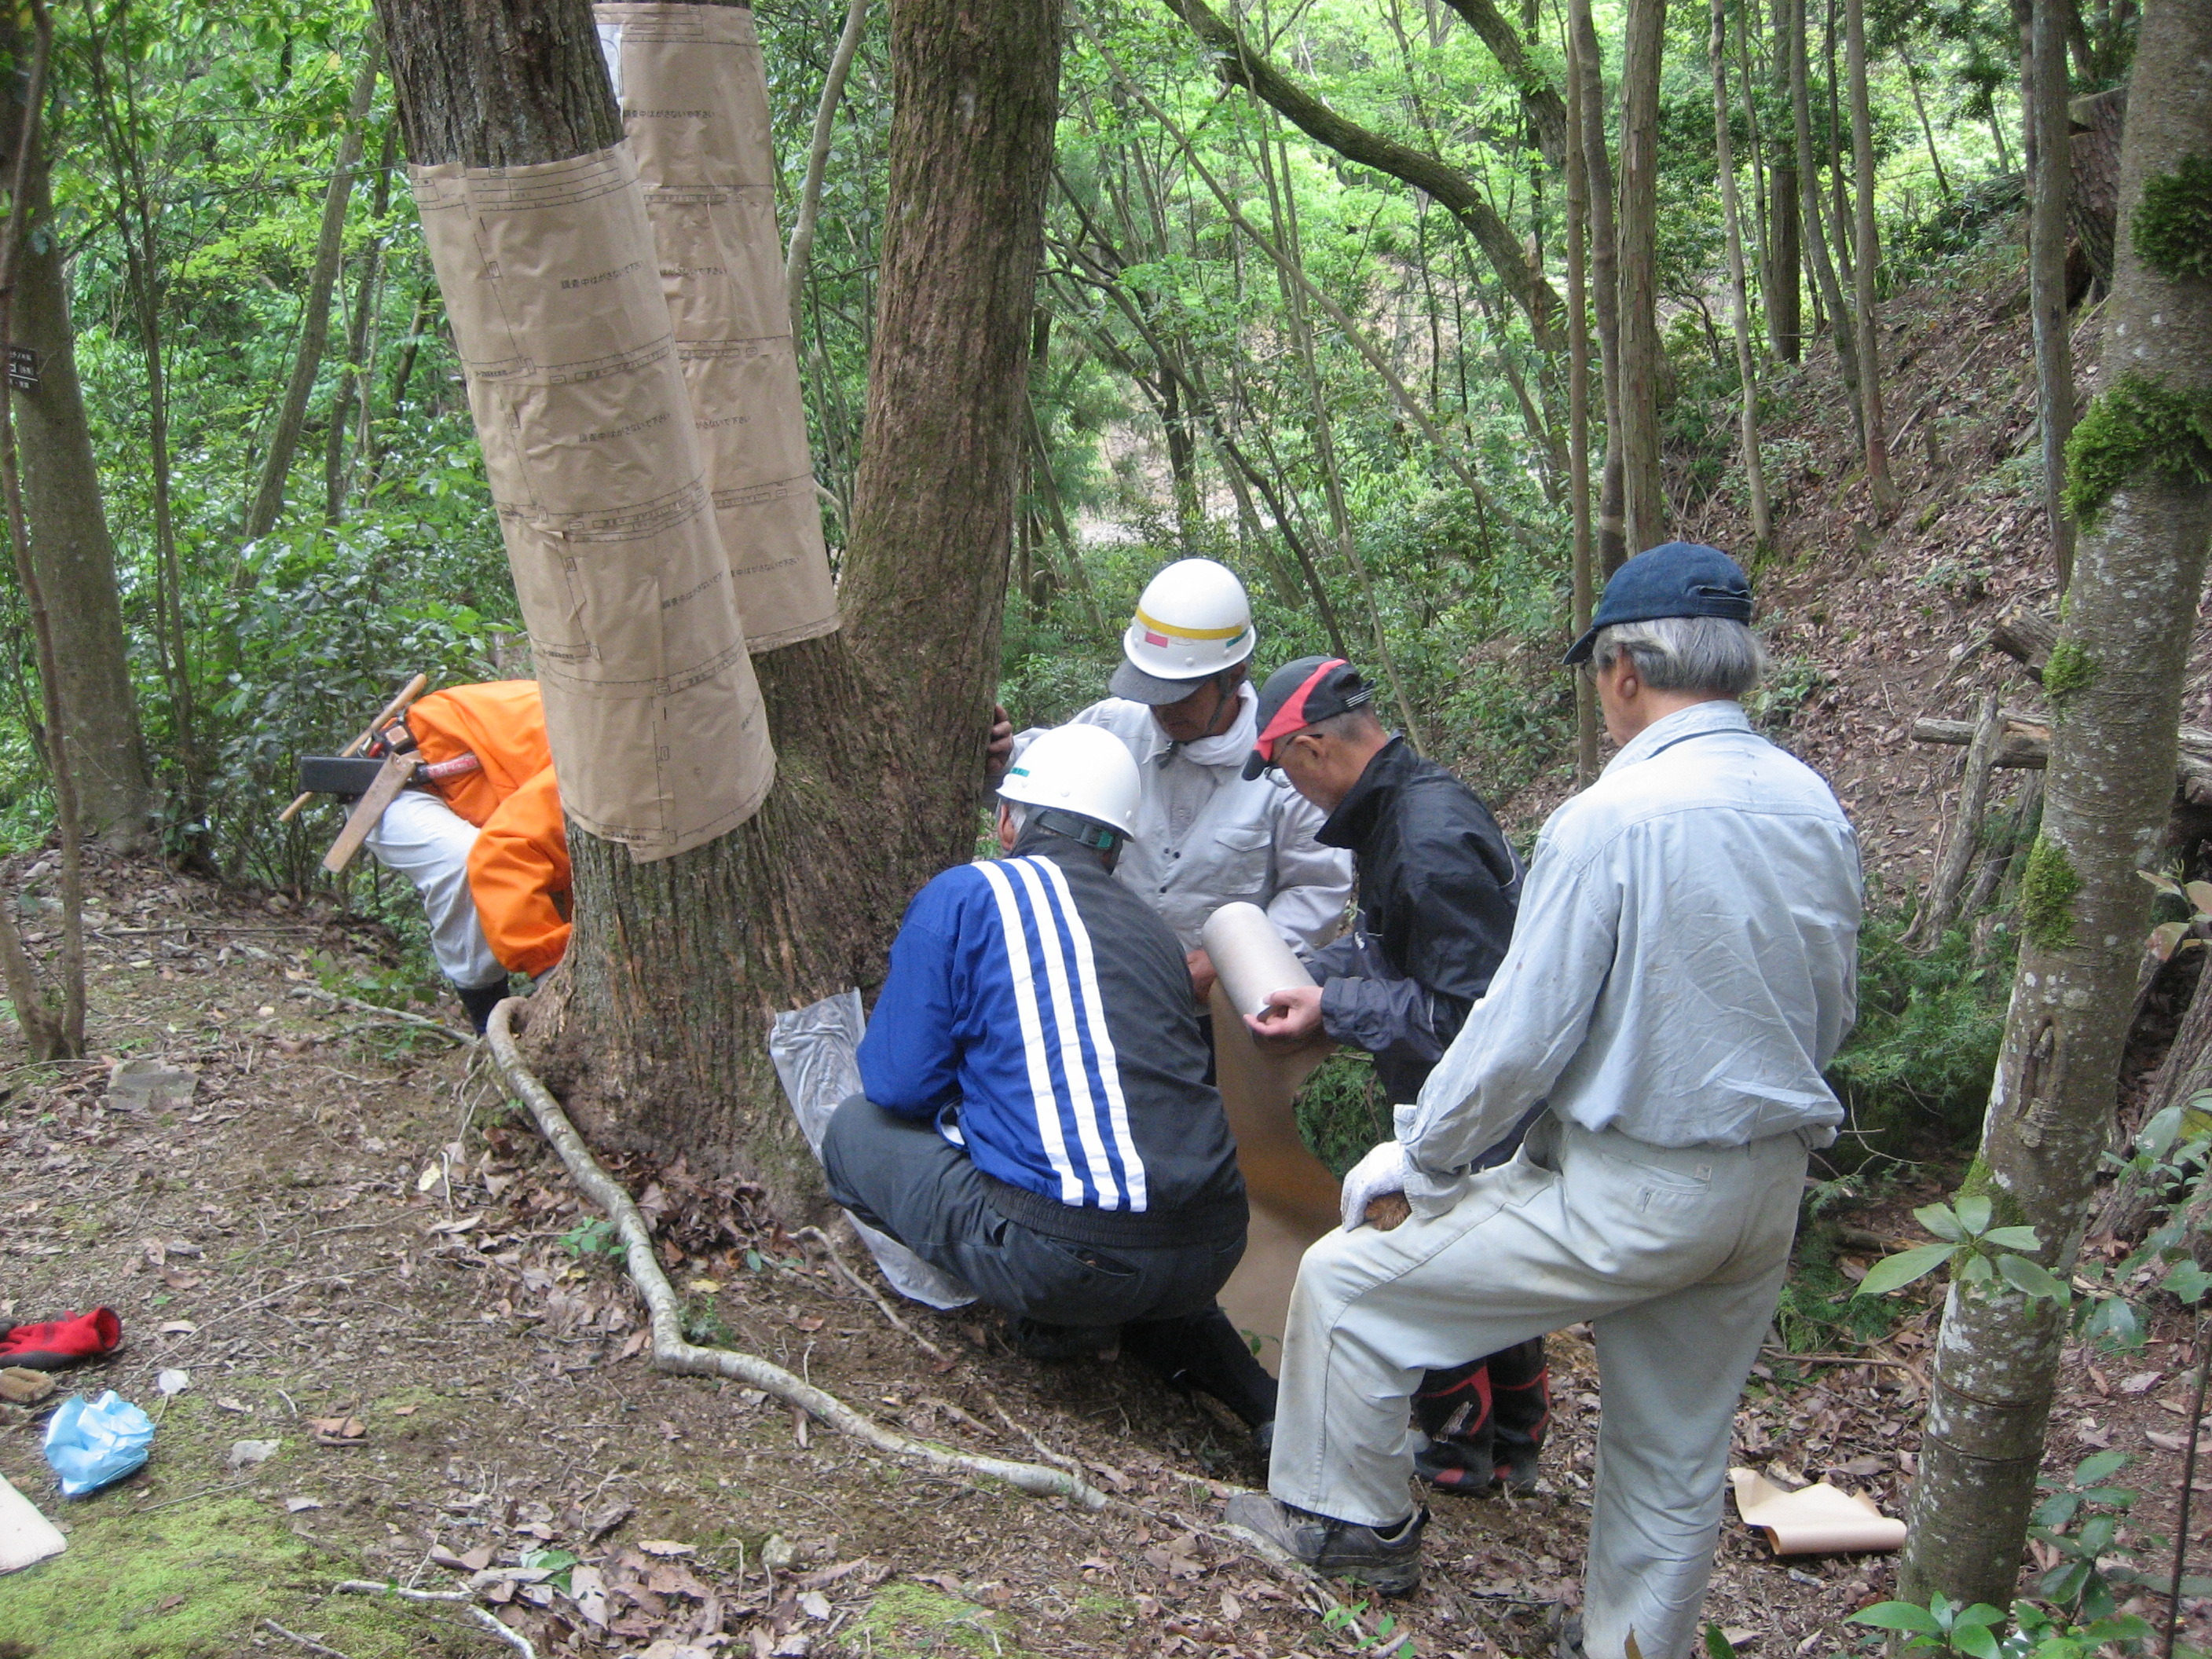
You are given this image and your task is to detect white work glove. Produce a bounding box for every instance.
[1339,1138,1410,1232]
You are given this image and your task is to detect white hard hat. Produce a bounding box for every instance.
[998,724,1142,840]
[1110,558,1256,705]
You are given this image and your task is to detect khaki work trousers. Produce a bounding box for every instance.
[1269,1113,1809,1659]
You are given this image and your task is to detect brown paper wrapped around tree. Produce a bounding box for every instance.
[410,146,775,860]
[596,2,840,651]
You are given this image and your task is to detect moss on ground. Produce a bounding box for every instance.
[856,1582,1031,1659]
[0,1492,463,1658]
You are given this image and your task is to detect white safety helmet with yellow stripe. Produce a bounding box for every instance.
[1109,558,1257,705]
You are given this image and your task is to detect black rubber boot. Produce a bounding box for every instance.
[456,980,513,1035]
[1411,1356,1496,1494]
[1122,1306,1278,1444]
[1488,1337,1549,1494]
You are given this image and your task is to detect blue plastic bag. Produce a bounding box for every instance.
[42,1391,155,1497]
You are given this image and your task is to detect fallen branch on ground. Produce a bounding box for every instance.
[289,983,474,1042]
[259,1617,353,1659]
[484,999,1110,1511]
[331,1580,532,1658]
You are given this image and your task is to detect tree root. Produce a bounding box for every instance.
[483,999,1110,1511]
[331,1581,533,1657]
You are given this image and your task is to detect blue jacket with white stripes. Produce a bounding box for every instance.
[857,830,1247,1239]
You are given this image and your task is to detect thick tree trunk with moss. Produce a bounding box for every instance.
[377,0,1057,1209]
[1897,0,2212,1606]
[0,21,148,843]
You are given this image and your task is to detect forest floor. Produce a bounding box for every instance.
[9,243,2212,1659]
[2,858,2209,1657]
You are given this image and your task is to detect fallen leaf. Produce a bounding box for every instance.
[460,1546,493,1572]
[637,1539,696,1557]
[798,1591,833,1620]
[2121,1372,2165,1394]
[687,1278,723,1295]
[159,1269,203,1291]
[416,1159,446,1194]
[793,1315,825,1333]
[229,1438,280,1469]
[390,1404,417,1417]
[771,1638,812,1658]
[619,1328,650,1359]
[2148,1429,2189,1452]
[1219,1589,1243,1622]
[569,1562,610,1628]
[156,1368,190,1397]
[214,1397,249,1414]
[429,1544,470,1569]
[426,1214,482,1236]
[306,1415,366,1444]
[285,1497,324,1513]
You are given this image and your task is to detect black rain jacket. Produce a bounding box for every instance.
[1310,737,1522,1104]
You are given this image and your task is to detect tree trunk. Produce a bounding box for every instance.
[1843,0,1897,511]
[1712,0,1772,550]
[1615,0,1668,555]
[1437,0,1569,163]
[1571,0,1628,572]
[0,37,148,844]
[325,120,397,523]
[1565,15,1599,782]
[1896,0,2212,1606]
[2023,0,2078,589]
[378,0,1060,1203]
[1789,0,1862,416]
[1770,0,1802,361]
[245,33,383,544]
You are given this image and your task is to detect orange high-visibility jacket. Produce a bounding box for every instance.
[404,682,571,977]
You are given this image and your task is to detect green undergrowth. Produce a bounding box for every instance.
[1826,907,2015,1165]
[0,1492,456,1658]
[1296,1051,1391,1177]
[1774,1218,1922,1356]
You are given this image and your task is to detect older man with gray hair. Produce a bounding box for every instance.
[1228,544,1862,1659]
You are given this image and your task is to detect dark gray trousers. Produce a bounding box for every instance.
[821,1095,1245,1326]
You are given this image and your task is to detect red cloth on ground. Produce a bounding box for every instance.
[0,1307,122,1371]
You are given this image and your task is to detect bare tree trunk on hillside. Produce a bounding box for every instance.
[2022,0,2078,590]
[1770,0,1803,361]
[1565,22,1599,782]
[244,33,383,545]
[377,0,1059,1197]
[1789,0,1862,427]
[1737,0,1771,335]
[1843,0,1898,511]
[1896,0,2212,1605]
[1569,0,1628,573]
[325,120,396,523]
[1616,0,1668,555]
[1713,0,1773,549]
[0,9,148,844]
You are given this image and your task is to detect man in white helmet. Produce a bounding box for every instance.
[990,558,1353,996]
[823,723,1281,1444]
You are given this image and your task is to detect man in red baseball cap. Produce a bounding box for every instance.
[1242,655,1546,1500]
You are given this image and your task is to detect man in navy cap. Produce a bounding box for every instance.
[1228,545,1862,1659]
[1239,654,1550,1499]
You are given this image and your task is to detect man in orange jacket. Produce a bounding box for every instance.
[358,681,571,1031]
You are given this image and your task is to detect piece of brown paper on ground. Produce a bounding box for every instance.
[1211,983,1339,1375]
[410,145,774,859]
[1729,1469,1907,1555]
[599,2,840,652]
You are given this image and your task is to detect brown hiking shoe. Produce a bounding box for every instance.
[1223,1492,1426,1595]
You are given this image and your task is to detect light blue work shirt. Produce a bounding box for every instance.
[1399,699,1861,1202]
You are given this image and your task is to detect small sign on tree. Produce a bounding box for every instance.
[5,345,38,390]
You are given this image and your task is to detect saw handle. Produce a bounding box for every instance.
[276,673,429,823]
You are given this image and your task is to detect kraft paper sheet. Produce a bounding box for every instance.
[1730,1469,1907,1555]
[410,145,774,859]
[1210,981,1339,1375]
[598,2,840,651]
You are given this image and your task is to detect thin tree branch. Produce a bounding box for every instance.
[785,0,869,335]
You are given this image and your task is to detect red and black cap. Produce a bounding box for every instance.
[1242,656,1374,779]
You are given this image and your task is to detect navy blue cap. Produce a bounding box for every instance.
[1563,542,1754,665]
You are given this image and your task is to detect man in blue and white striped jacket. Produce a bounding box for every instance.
[822,724,1278,1443]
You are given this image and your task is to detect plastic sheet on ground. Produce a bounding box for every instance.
[42,1390,156,1499]
[0,1472,65,1572]
[769,989,976,1311]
